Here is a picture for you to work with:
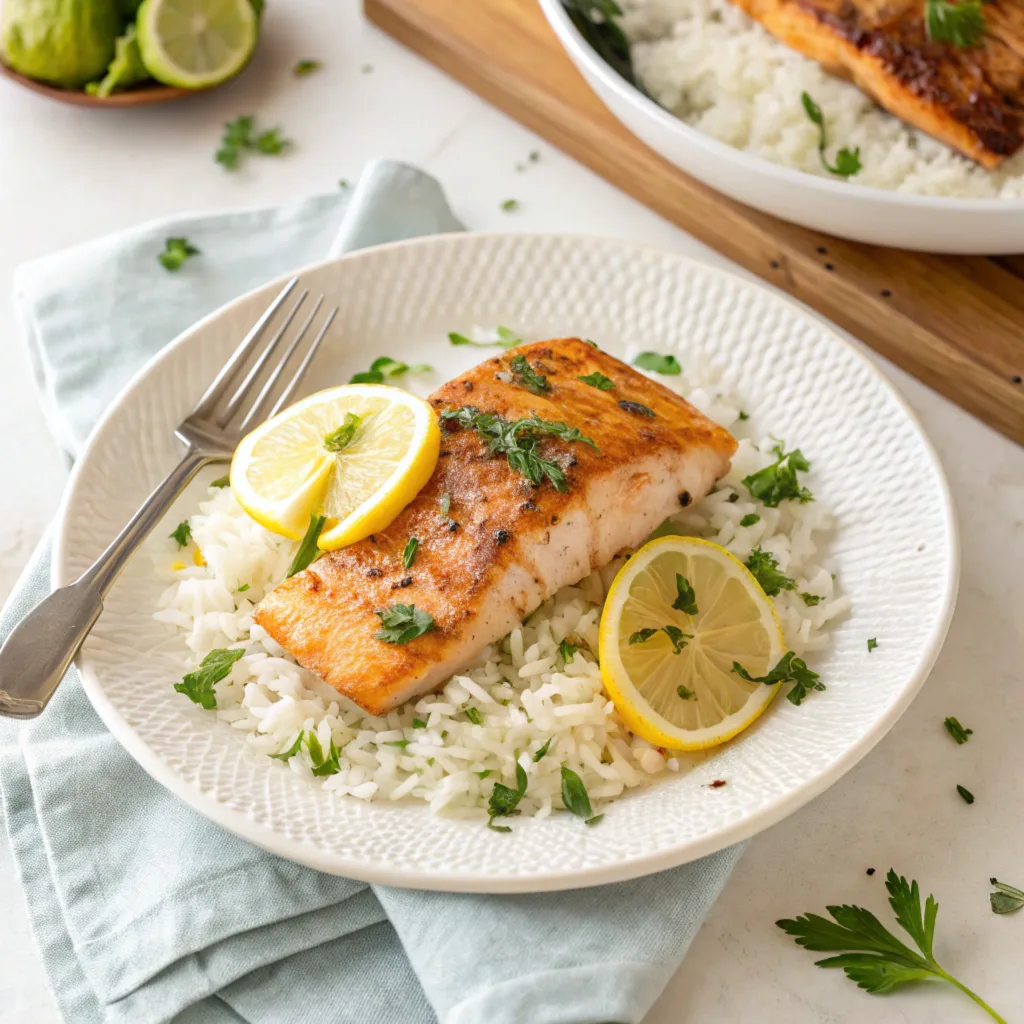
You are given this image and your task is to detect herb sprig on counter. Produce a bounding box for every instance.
[925,0,985,48]
[778,870,1008,1021]
[944,717,972,744]
[801,92,862,177]
[440,407,598,492]
[216,115,291,170]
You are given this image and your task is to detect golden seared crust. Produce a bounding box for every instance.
[254,339,737,715]
[730,0,1024,167]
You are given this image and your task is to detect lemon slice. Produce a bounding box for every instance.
[230,385,440,551]
[136,0,258,90]
[599,536,785,751]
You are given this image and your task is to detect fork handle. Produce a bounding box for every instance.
[0,448,214,719]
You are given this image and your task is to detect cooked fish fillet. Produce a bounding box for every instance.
[728,0,1024,167]
[254,338,737,716]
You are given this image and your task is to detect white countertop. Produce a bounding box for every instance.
[1,2,1022,1022]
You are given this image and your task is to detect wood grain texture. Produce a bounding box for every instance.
[365,0,1024,445]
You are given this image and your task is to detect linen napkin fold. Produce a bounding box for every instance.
[0,159,744,1024]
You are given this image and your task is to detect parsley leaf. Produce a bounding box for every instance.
[745,547,795,596]
[500,198,519,212]
[801,592,822,606]
[236,584,250,593]
[677,685,695,700]
[448,328,520,349]
[585,813,604,826]
[170,521,192,548]
[286,514,326,578]
[629,628,658,644]
[487,762,528,831]
[383,739,411,749]
[672,573,698,615]
[159,237,200,271]
[738,410,750,421]
[740,513,760,527]
[943,717,972,744]
[402,536,419,569]
[560,765,594,819]
[211,474,230,488]
[578,371,614,390]
[440,407,597,492]
[742,444,813,506]
[778,870,1006,1018]
[216,115,291,170]
[925,0,985,47]
[509,353,549,394]
[801,92,862,177]
[269,732,303,761]
[465,707,484,725]
[323,412,362,452]
[294,58,322,76]
[733,651,824,706]
[558,638,577,663]
[350,355,432,384]
[254,128,289,155]
[990,878,1024,915]
[412,718,426,728]
[173,647,244,709]
[307,732,341,776]
[957,784,975,804]
[374,603,435,644]
[632,351,681,375]
[533,737,553,762]
[868,637,878,652]
[628,625,692,653]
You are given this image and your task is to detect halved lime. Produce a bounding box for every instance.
[136,0,257,90]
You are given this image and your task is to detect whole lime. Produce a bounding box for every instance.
[1,0,121,88]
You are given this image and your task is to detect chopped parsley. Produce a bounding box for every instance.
[170,521,192,548]
[374,603,435,644]
[672,573,698,615]
[412,718,427,728]
[801,92,862,177]
[740,513,760,527]
[925,0,985,47]
[294,58,322,76]
[487,762,528,831]
[618,399,655,418]
[558,638,577,663]
[269,732,303,761]
[738,410,750,421]
[159,237,200,271]
[741,444,813,506]
[350,355,431,384]
[956,784,974,804]
[236,584,250,593]
[632,351,681,375]
[440,407,597,492]
[323,412,362,452]
[438,492,457,529]
[628,628,658,645]
[990,878,1024,915]
[383,739,411,749]
[578,371,615,390]
[628,625,692,654]
[307,732,341,776]
[868,637,878,652]
[402,536,419,569]
[500,198,519,212]
[254,128,289,155]
[560,764,594,820]
[677,685,695,700]
[943,717,972,744]
[465,707,484,726]
[286,514,326,577]
[509,353,549,395]
[216,115,291,170]
[800,592,822,606]
[211,475,230,488]
[173,647,244,709]
[477,769,492,779]
[533,737,553,761]
[448,326,521,349]
[733,651,824,706]
[745,547,795,596]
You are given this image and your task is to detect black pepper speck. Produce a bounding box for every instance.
[678,491,692,507]
[494,529,510,545]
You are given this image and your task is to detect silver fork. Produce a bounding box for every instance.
[0,278,338,720]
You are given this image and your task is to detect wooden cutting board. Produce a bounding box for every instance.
[365,0,1024,445]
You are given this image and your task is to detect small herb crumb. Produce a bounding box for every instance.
[944,716,972,744]
[236,584,250,593]
[956,784,974,805]
[800,592,822,607]
[738,410,750,421]
[465,707,484,726]
[868,637,878,652]
[159,237,200,272]
[294,59,322,76]
[677,685,695,700]
[402,536,419,569]
[740,513,760,527]
[211,474,230,488]
[412,718,426,729]
[500,198,519,212]
[170,521,192,548]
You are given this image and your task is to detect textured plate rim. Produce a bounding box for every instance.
[52,232,960,892]
[537,0,1024,213]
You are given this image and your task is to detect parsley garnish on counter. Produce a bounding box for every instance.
[733,651,824,706]
[294,59,322,76]
[159,237,200,271]
[170,521,192,548]
[990,878,1024,915]
[578,371,615,390]
[745,547,795,596]
[374,603,435,644]
[868,637,878,652]
[500,198,519,212]
[487,762,528,832]
[323,412,362,452]
[632,351,681,375]
[925,0,985,47]
[956,784,975,804]
[174,647,244,709]
[286,514,326,578]
[350,356,431,384]
[944,717,973,744]
[778,870,1008,1022]
[216,115,291,170]
[801,92,862,177]
[440,407,597,492]
[509,353,549,395]
[742,444,813,506]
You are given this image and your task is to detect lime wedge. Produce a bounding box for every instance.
[136,0,257,90]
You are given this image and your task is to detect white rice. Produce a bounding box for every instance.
[151,355,847,820]
[621,0,1024,199]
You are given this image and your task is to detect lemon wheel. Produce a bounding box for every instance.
[599,536,785,751]
[230,384,440,550]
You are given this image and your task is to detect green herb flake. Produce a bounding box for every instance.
[307,732,341,776]
[778,870,1007,1018]
[672,573,698,615]
[742,444,813,506]
[350,355,432,384]
[412,718,427,729]
[632,351,681,375]
[236,584,250,593]
[487,762,528,831]
[286,514,326,578]
[662,624,691,654]
[509,353,549,395]
[402,536,419,569]
[578,371,615,390]
[173,647,244,709]
[269,732,304,761]
[585,813,604,826]
[560,765,593,820]
[800,592,822,607]
[465,707,484,726]
[500,198,519,212]
[477,769,493,779]
[745,547,796,597]
[338,178,349,189]
[956,784,975,805]
[618,399,655,418]
[170,521,192,548]
[740,513,760,528]
[383,739,411,749]
[558,639,577,664]
[868,637,878,652]
[374,603,435,644]
[216,115,291,170]
[323,412,363,452]
[294,59,322,76]
[733,651,824,706]
[943,717,972,744]
[629,628,658,645]
[738,410,750,421]
[990,878,1024,915]
[533,737,553,762]
[448,329,520,349]
[440,407,597,492]
[925,0,985,47]
[159,237,200,272]
[801,92,862,177]
[211,475,230,488]
[677,685,695,700]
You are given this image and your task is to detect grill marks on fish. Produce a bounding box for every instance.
[254,338,737,715]
[729,0,1024,166]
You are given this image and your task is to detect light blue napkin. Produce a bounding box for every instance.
[0,159,743,1024]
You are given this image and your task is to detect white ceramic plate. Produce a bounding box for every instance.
[54,234,958,892]
[538,0,1024,254]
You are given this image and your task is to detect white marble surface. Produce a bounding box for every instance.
[0,2,1022,1022]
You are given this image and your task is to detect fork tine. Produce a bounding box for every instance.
[267,307,338,418]
[215,290,310,428]
[237,296,324,434]
[192,277,298,419]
